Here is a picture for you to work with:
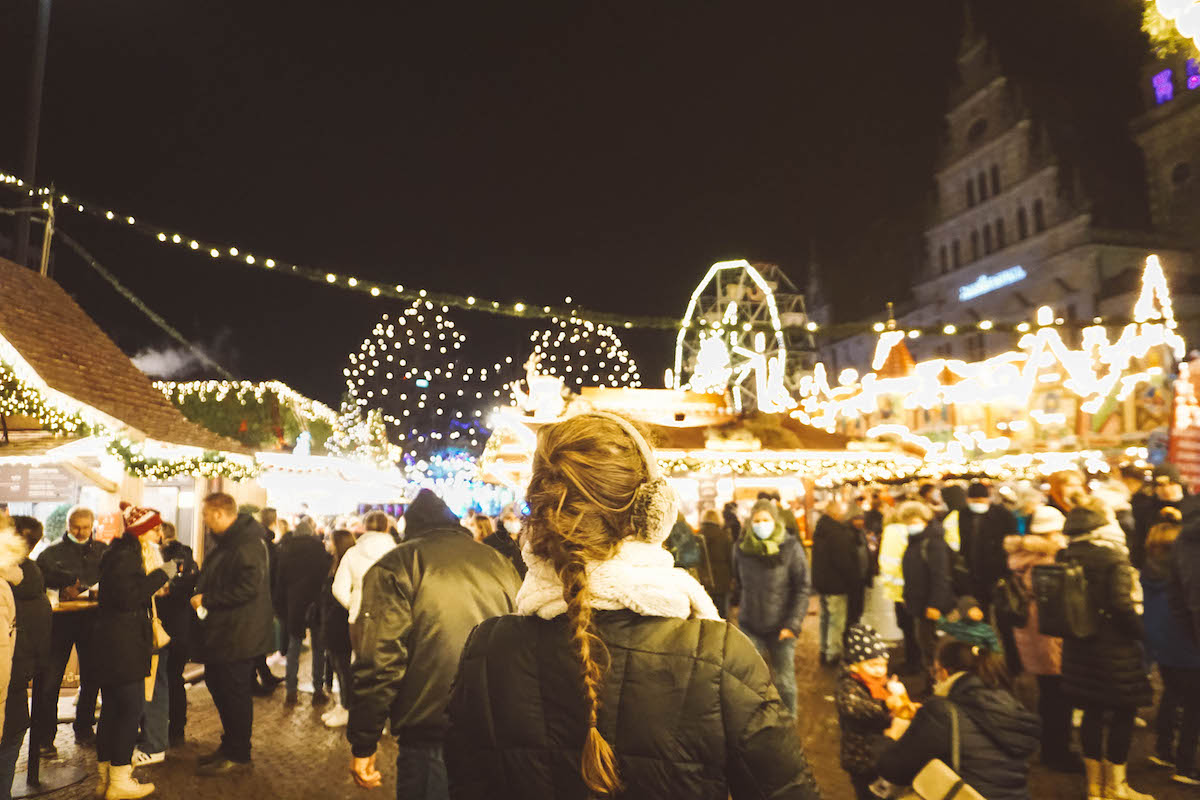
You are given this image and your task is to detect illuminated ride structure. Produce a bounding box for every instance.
[670,260,814,413]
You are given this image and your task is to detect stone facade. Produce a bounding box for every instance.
[814,17,1198,376]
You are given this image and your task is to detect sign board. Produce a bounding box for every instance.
[958,266,1027,302]
[0,464,78,503]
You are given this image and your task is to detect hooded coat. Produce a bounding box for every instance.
[273,519,333,639]
[0,530,28,737]
[1057,527,1153,709]
[876,674,1040,800]
[835,669,891,776]
[347,490,520,756]
[811,514,860,596]
[1004,531,1066,675]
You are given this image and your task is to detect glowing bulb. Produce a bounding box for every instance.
[371,287,380,296]
[873,322,885,332]
[105,211,115,220]
[265,259,276,268]
[326,274,337,283]
[467,297,475,305]
[1036,306,1054,326]
[514,302,526,312]
[245,255,255,264]
[157,233,167,242]
[978,320,993,330]
[229,247,239,256]
[806,321,818,331]
[190,240,199,249]
[943,324,957,334]
[1017,322,1031,332]
[210,249,219,257]
[908,329,921,338]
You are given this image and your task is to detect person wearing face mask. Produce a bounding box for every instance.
[482,506,527,580]
[332,511,400,652]
[875,639,1040,800]
[731,499,811,718]
[33,505,107,757]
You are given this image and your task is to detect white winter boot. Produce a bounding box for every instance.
[1084,758,1104,800]
[94,761,109,798]
[105,764,154,799]
[1104,761,1154,800]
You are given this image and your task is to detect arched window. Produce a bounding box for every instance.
[966,179,975,207]
[940,245,948,274]
[1017,207,1028,239]
[1033,199,1046,232]
[970,230,979,261]
[990,165,1000,195]
[953,240,961,268]
[978,171,989,201]
[995,218,1006,248]
[983,224,993,254]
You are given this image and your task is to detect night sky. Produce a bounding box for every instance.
[0,1,1151,411]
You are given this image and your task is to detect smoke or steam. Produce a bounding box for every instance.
[132,345,203,378]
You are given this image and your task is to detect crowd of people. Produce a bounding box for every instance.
[0,421,1194,799]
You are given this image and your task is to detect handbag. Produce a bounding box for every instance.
[897,704,986,800]
[151,596,171,650]
[992,574,1030,628]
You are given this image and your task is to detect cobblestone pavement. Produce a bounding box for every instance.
[19,605,1194,800]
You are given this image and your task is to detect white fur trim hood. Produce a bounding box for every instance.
[0,528,27,586]
[516,538,720,622]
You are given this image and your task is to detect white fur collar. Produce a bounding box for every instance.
[516,538,721,622]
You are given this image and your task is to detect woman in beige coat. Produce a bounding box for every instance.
[1005,504,1080,772]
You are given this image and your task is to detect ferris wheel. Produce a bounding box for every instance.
[671,260,813,412]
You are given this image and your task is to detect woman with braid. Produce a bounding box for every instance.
[445,413,823,799]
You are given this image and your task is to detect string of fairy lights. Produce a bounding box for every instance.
[6,171,1193,341]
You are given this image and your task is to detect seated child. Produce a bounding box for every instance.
[837,623,916,800]
[937,595,1001,653]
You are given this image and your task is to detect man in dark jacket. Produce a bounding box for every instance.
[347,489,520,798]
[252,508,283,695]
[273,516,332,706]
[901,517,954,688]
[958,483,1017,617]
[33,505,105,754]
[1172,496,1200,646]
[159,522,198,745]
[811,503,859,665]
[192,493,274,777]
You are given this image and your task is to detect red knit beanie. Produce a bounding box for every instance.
[120,501,162,537]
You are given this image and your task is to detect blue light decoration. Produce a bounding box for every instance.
[402,448,516,517]
[414,378,429,388]
[957,265,1028,301]
[1187,58,1200,91]
[1153,68,1175,105]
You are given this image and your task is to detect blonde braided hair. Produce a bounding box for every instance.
[526,415,653,796]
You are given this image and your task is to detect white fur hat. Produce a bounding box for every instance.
[1030,505,1066,535]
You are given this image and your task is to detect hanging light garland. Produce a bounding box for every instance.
[107,438,259,481]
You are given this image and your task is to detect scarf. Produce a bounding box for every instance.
[516,538,721,621]
[738,520,786,557]
[850,668,890,701]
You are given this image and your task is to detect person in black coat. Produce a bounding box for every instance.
[93,503,178,798]
[812,504,859,665]
[347,489,520,794]
[731,499,811,718]
[251,509,283,695]
[273,517,333,706]
[319,530,355,728]
[901,512,954,687]
[192,494,275,776]
[157,522,197,746]
[1058,495,1154,800]
[481,505,526,580]
[33,505,106,753]
[697,509,734,617]
[876,639,1040,800]
[1,517,51,798]
[444,413,821,800]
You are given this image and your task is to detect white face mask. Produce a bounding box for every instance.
[907,523,926,535]
[503,519,521,535]
[751,521,776,540]
[967,501,990,514]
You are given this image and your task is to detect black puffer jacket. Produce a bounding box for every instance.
[901,519,954,615]
[347,490,521,757]
[194,514,275,664]
[445,611,822,800]
[835,670,890,776]
[93,534,169,686]
[1057,534,1152,709]
[274,524,332,639]
[876,675,1040,800]
[482,529,526,579]
[811,515,860,596]
[731,535,810,637]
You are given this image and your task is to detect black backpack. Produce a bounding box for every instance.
[1032,560,1098,639]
